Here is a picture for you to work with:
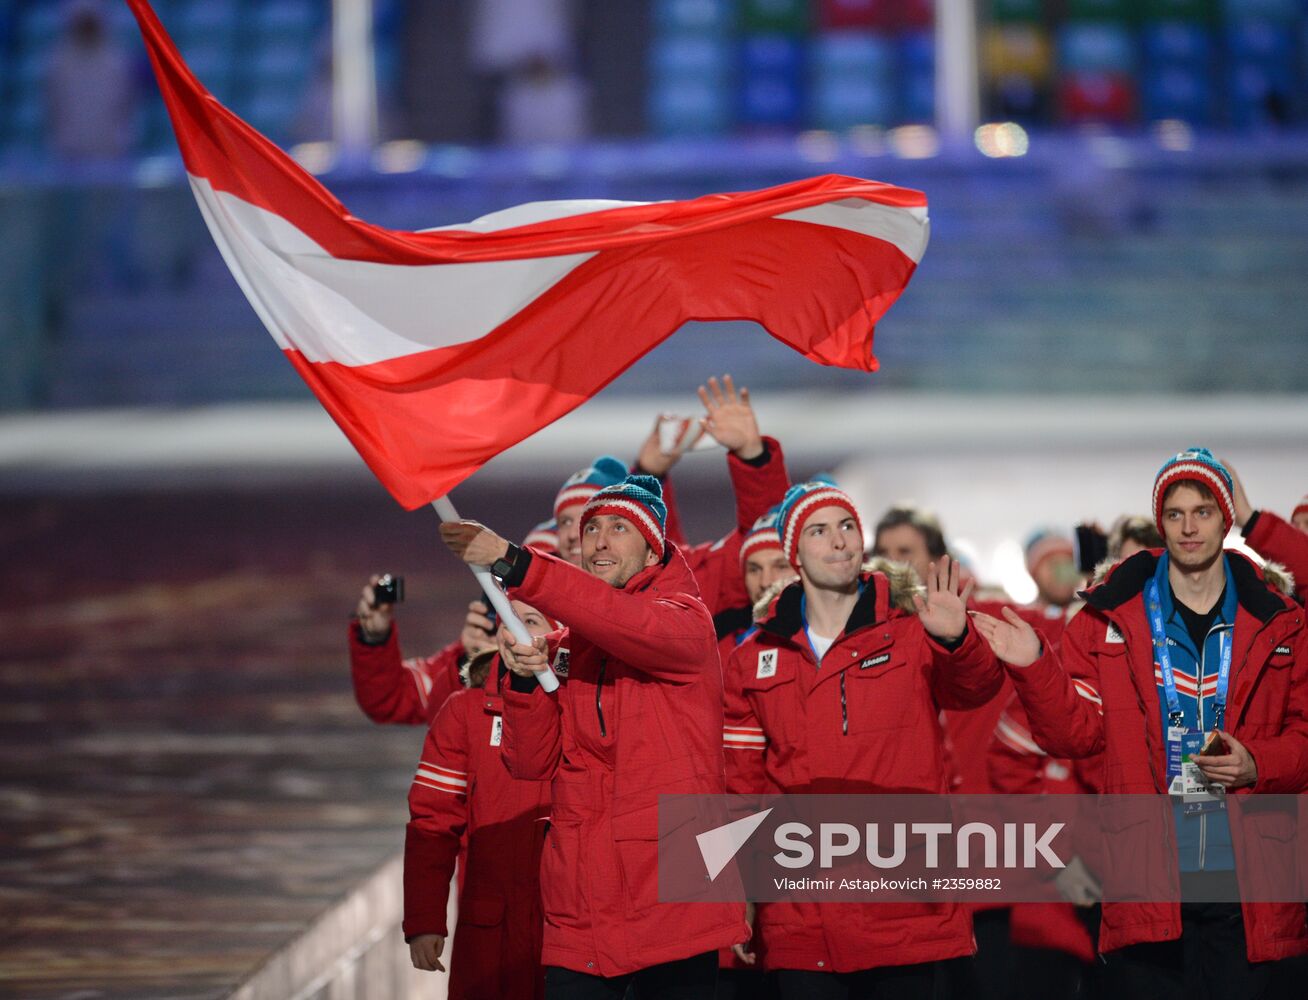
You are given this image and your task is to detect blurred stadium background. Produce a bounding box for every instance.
[1,1,1305,998]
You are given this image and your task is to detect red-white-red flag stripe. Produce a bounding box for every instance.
[127,0,930,509]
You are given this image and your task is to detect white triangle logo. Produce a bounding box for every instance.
[696,808,773,881]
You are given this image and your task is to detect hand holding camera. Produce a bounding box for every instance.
[355,573,404,643]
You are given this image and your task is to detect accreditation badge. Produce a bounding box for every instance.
[1167,726,1225,813]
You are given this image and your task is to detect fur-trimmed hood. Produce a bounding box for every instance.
[1085,547,1297,620]
[751,558,924,637]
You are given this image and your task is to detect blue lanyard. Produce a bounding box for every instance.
[1145,579,1233,731]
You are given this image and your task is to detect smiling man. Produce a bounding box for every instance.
[722,481,1004,995]
[973,448,1308,1000]
[440,474,746,999]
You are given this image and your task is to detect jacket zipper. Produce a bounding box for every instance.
[596,656,607,737]
[840,673,848,736]
[1196,621,1233,870]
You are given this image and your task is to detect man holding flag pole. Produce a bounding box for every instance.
[442,476,747,997]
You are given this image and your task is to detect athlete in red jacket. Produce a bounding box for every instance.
[403,600,556,997]
[441,475,747,998]
[723,482,1003,994]
[974,450,1308,997]
[349,573,499,725]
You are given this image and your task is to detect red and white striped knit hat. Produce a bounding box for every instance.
[739,507,783,567]
[1151,447,1235,533]
[553,455,628,519]
[580,475,668,560]
[777,481,864,570]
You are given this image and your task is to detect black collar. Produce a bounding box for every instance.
[713,604,754,641]
[1084,549,1287,624]
[760,575,881,641]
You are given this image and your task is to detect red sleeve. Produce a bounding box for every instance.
[1243,627,1308,793]
[500,681,564,782]
[727,436,790,534]
[402,693,470,938]
[511,552,716,683]
[1005,613,1106,760]
[722,644,769,795]
[925,624,1005,711]
[348,623,464,726]
[1246,511,1308,603]
[681,437,794,616]
[987,693,1049,795]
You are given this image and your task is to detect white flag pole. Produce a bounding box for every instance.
[432,496,560,694]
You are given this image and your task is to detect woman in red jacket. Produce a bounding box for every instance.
[404,601,557,999]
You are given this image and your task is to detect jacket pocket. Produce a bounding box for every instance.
[611,776,718,911]
[541,821,582,925]
[844,658,918,734]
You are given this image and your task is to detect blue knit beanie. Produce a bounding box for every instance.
[554,455,628,518]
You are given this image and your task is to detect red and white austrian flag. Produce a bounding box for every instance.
[128,0,930,509]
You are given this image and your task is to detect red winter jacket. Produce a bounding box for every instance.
[943,601,1067,794]
[1244,510,1308,604]
[348,622,464,725]
[1006,549,1308,962]
[987,692,1097,963]
[680,436,791,617]
[723,566,1004,973]
[499,545,749,977]
[403,669,551,999]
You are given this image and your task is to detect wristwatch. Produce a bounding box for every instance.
[490,543,520,581]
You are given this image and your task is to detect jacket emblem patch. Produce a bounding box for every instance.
[757,649,778,679]
[1105,624,1125,644]
[490,715,503,747]
[860,653,892,669]
[552,648,570,678]
[1275,645,1292,656]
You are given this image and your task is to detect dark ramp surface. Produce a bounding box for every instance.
[0,472,734,998]
[0,479,539,999]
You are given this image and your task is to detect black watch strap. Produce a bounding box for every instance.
[491,543,520,581]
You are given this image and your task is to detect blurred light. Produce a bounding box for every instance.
[797,130,840,163]
[974,121,1030,159]
[1083,129,1131,169]
[847,125,885,157]
[1153,119,1194,153]
[134,155,181,188]
[527,146,570,179]
[430,145,476,179]
[992,539,1038,605]
[290,142,337,175]
[372,140,427,174]
[889,125,939,160]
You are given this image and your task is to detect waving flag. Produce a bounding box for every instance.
[126,0,929,509]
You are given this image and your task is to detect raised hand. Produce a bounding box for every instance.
[460,599,497,657]
[910,554,975,642]
[1221,457,1253,529]
[439,520,510,568]
[698,374,763,460]
[354,574,394,642]
[970,607,1042,668]
[635,413,703,477]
